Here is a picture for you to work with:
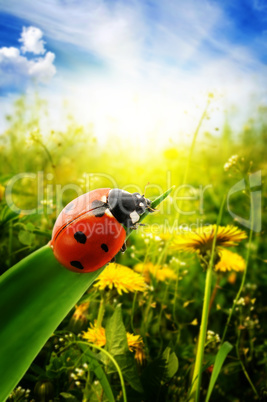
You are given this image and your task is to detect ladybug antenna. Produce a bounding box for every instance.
[143,182,150,198]
[143,182,156,213]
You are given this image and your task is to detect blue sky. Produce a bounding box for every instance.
[0,0,266,144]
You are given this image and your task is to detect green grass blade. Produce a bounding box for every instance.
[79,344,115,402]
[205,342,233,402]
[0,188,172,400]
[150,187,174,210]
[0,245,105,401]
[125,186,174,238]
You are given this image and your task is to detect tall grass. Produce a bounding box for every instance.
[0,95,266,401]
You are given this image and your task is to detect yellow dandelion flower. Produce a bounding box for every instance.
[145,225,173,242]
[94,263,147,295]
[83,323,145,363]
[82,322,106,347]
[73,302,90,317]
[134,346,146,365]
[134,262,153,283]
[68,302,90,333]
[134,262,177,282]
[171,225,247,254]
[126,333,144,352]
[215,249,245,272]
[140,224,174,243]
[155,266,177,281]
[136,262,162,283]
[159,231,173,241]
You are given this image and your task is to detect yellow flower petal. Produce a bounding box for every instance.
[215,249,245,272]
[171,225,247,254]
[82,322,106,347]
[94,263,147,294]
[126,333,143,352]
[83,323,145,363]
[134,262,177,282]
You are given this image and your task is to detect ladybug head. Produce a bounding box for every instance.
[108,189,152,228]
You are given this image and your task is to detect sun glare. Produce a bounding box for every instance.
[67,78,223,149]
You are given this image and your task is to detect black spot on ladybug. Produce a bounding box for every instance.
[70,261,84,270]
[101,243,109,252]
[74,231,87,244]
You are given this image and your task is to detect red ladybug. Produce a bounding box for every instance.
[51,188,152,273]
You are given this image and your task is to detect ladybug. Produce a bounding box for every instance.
[50,188,153,273]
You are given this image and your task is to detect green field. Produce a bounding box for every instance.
[0,96,266,401]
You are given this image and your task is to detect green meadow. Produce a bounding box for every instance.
[0,95,266,401]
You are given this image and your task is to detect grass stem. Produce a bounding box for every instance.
[221,174,254,344]
[96,293,105,328]
[190,196,226,401]
[78,341,127,402]
[236,330,259,397]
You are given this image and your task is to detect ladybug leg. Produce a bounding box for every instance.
[109,256,116,263]
[148,206,157,212]
[130,222,146,230]
[120,242,127,253]
[129,223,138,230]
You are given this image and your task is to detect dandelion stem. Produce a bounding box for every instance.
[130,245,151,334]
[190,258,214,401]
[131,246,150,334]
[141,293,153,339]
[221,227,253,344]
[96,293,105,328]
[172,262,180,325]
[130,292,138,334]
[173,98,210,337]
[77,341,127,402]
[157,281,170,357]
[190,196,226,401]
[157,281,169,328]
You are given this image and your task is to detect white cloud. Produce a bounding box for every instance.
[0,46,20,59]
[0,27,56,89]
[19,26,46,55]
[28,51,56,82]
[0,46,30,87]
[0,0,145,75]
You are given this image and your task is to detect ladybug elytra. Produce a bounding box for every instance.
[51,188,152,273]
